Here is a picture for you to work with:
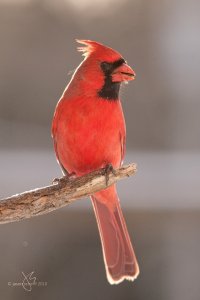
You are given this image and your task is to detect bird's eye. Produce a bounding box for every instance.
[101,62,112,73]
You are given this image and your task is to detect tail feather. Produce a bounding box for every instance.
[91,186,139,284]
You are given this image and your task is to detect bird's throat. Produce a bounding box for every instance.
[98,80,120,101]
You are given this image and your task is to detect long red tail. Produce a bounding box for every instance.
[91,185,139,284]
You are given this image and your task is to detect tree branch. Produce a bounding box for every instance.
[0,163,137,224]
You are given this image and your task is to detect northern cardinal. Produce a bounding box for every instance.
[52,40,139,284]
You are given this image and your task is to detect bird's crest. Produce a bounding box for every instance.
[76,39,122,62]
[76,39,98,57]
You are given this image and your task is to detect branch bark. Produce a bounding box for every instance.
[0,163,137,224]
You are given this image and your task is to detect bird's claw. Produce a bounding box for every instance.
[52,172,76,186]
[52,177,60,184]
[103,164,117,186]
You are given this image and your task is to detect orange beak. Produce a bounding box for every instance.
[112,63,136,82]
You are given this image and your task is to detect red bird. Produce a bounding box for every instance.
[52,40,139,284]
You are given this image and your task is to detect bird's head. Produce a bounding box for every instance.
[72,39,135,100]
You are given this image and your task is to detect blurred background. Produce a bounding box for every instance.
[0,0,200,299]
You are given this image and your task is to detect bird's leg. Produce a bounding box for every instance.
[103,164,117,186]
[52,172,76,186]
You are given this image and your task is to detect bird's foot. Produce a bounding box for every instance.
[103,164,117,186]
[52,172,76,186]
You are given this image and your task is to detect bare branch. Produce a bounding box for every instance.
[0,163,137,224]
